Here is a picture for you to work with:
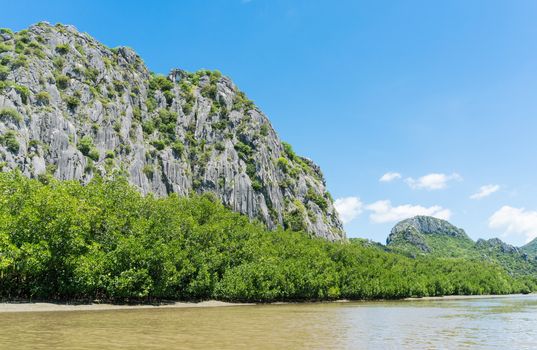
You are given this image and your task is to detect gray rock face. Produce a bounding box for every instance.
[0,23,344,240]
[476,238,519,254]
[387,215,470,245]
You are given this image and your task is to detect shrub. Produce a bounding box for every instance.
[88,149,100,161]
[132,107,142,122]
[84,67,99,83]
[36,91,50,105]
[0,28,13,35]
[276,157,289,173]
[214,142,225,152]
[182,101,193,115]
[0,108,22,123]
[55,44,70,54]
[0,131,19,153]
[143,164,154,179]
[0,66,9,81]
[151,139,165,151]
[171,141,184,157]
[56,74,69,89]
[78,135,99,161]
[0,43,13,54]
[105,150,115,159]
[149,74,173,91]
[142,120,155,134]
[260,124,269,136]
[13,84,30,104]
[11,55,27,69]
[53,57,65,70]
[305,188,328,210]
[64,95,80,109]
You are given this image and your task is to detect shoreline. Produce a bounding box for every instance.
[404,293,532,301]
[0,300,254,313]
[0,294,533,313]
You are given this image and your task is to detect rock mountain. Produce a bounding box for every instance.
[387,215,537,275]
[0,23,344,240]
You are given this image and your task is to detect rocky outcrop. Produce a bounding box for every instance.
[0,23,344,240]
[476,238,519,254]
[387,215,470,245]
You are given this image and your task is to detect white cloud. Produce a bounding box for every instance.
[334,197,363,224]
[470,184,500,200]
[379,172,402,182]
[366,200,451,223]
[489,206,537,243]
[405,173,462,190]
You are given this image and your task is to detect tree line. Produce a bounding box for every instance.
[0,171,535,302]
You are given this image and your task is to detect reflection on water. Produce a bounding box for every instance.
[1,295,537,349]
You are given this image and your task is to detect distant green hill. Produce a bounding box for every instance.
[386,216,537,276]
[522,238,537,258]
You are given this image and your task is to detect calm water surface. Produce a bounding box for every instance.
[1,295,537,349]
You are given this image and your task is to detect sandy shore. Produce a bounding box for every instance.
[404,293,532,301]
[0,300,254,313]
[1,294,533,313]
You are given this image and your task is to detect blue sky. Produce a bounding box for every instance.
[3,0,537,246]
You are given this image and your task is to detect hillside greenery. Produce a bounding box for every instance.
[0,171,535,302]
[387,227,537,276]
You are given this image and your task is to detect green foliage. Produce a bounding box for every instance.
[55,44,70,55]
[146,96,157,113]
[64,94,80,109]
[53,56,65,70]
[13,84,30,104]
[260,124,269,136]
[151,140,165,151]
[142,164,154,179]
[234,141,253,160]
[389,227,537,276]
[0,66,9,81]
[0,107,22,123]
[276,157,289,172]
[0,172,534,302]
[0,28,13,35]
[36,91,50,105]
[305,188,328,210]
[105,150,115,159]
[132,107,142,122]
[84,67,99,83]
[55,74,70,89]
[149,74,174,92]
[232,91,255,111]
[11,55,27,69]
[171,141,184,157]
[78,135,99,161]
[0,43,13,54]
[0,82,30,104]
[0,131,19,153]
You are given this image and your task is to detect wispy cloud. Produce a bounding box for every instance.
[379,172,402,183]
[334,197,363,224]
[405,173,462,190]
[489,206,537,243]
[470,184,500,200]
[366,200,451,223]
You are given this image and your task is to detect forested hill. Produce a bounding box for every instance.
[386,216,537,276]
[0,23,342,240]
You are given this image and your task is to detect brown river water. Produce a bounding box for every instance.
[1,294,536,349]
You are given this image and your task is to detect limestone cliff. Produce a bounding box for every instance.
[0,23,344,240]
